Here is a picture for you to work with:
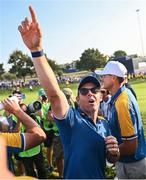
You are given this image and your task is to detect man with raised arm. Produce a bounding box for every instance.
[18,6,119,179]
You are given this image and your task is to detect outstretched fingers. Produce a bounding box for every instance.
[18,18,30,35]
[29,5,38,24]
[29,6,42,37]
[18,5,37,35]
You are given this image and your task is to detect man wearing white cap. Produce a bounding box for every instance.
[96,61,146,179]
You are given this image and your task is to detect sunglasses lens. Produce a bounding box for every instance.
[79,88,89,95]
[91,88,96,94]
[79,87,100,95]
[91,88,100,94]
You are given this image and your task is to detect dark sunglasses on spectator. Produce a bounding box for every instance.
[79,87,100,95]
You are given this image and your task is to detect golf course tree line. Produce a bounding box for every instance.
[0,50,63,82]
[0,48,136,81]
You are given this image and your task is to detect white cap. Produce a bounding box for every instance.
[95,61,127,78]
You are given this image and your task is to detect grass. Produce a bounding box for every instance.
[130,79,146,128]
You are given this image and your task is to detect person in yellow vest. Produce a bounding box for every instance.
[18,103,47,179]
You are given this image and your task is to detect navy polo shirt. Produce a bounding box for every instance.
[54,107,110,179]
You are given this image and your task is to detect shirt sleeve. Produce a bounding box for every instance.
[115,91,137,140]
[0,132,25,153]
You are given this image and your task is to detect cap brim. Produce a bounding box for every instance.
[95,70,107,75]
[95,70,102,74]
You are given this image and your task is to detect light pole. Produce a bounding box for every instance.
[136,9,145,57]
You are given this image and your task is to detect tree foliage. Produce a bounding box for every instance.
[45,55,63,76]
[1,72,17,80]
[0,63,5,78]
[8,50,34,81]
[113,50,127,59]
[76,48,107,71]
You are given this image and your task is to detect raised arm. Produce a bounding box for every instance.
[18,6,69,119]
[2,98,46,150]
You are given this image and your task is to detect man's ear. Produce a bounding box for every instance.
[112,75,117,81]
[76,96,79,104]
[109,75,116,84]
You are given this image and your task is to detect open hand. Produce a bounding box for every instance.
[18,6,42,51]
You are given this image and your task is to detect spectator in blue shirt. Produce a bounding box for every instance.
[97,61,146,179]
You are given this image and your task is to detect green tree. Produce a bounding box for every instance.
[1,72,17,80]
[77,48,106,71]
[113,50,127,59]
[57,70,63,77]
[46,55,62,75]
[8,50,34,81]
[0,63,5,79]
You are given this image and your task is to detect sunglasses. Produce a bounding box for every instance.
[79,87,100,95]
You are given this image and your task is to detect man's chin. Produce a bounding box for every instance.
[84,106,98,114]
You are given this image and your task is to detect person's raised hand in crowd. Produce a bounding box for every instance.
[2,97,46,150]
[18,5,42,52]
[2,97,21,115]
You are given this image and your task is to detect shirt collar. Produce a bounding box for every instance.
[110,85,126,105]
[77,107,100,125]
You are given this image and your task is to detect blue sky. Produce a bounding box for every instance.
[0,0,146,71]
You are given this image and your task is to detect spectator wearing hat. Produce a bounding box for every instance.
[96,61,146,179]
[18,6,119,178]
[62,88,78,108]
